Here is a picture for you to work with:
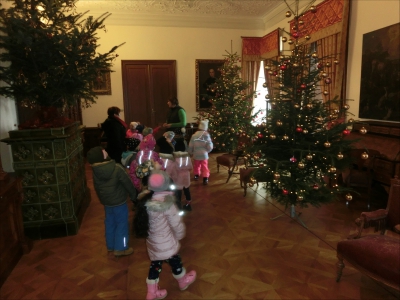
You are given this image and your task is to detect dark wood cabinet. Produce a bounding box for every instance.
[0,175,32,288]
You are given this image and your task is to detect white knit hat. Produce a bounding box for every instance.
[199,119,209,131]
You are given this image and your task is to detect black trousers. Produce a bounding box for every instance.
[148,254,183,279]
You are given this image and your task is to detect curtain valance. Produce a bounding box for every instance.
[242,29,279,61]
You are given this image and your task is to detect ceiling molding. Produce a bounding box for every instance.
[84,11,265,30]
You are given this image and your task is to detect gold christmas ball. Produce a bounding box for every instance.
[345,193,353,201]
[312,52,318,58]
[323,90,329,95]
[298,162,305,169]
[324,141,331,148]
[299,20,304,25]
[321,72,328,77]
[276,120,283,126]
[330,166,337,173]
[302,129,308,134]
[337,152,344,160]
[326,62,331,67]
[282,135,289,140]
[274,173,280,179]
[348,118,354,123]
[265,65,271,70]
[306,103,313,109]
[265,94,270,100]
[334,59,339,64]
[305,35,311,40]
[282,37,288,42]
[361,152,369,160]
[262,82,267,88]
[288,39,294,45]
[343,104,350,110]
[285,11,292,17]
[294,104,300,109]
[269,134,276,140]
[293,63,299,67]
[310,5,317,13]
[222,143,225,147]
[359,127,368,134]
[297,195,304,201]
[306,154,313,160]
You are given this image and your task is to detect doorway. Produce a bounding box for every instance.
[121,60,177,129]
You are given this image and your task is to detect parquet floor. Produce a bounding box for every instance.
[1,153,399,299]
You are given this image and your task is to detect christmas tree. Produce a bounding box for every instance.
[196,52,261,153]
[0,0,124,108]
[248,2,355,209]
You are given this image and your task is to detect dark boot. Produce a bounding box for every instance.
[194,175,199,181]
[203,177,208,185]
[183,201,192,211]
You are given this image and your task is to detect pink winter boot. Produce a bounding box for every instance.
[146,278,167,300]
[173,268,197,291]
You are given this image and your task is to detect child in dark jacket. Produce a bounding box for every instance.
[87,146,137,257]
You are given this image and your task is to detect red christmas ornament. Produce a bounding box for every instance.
[280,65,287,70]
[297,89,302,94]
[300,84,307,89]
[325,78,331,84]
[296,127,303,133]
[290,156,297,163]
[292,32,299,38]
[317,63,323,69]
[258,134,263,138]
[313,184,319,190]
[342,129,351,135]
[282,189,289,195]
[273,71,278,76]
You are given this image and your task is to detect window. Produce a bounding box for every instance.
[252,61,268,125]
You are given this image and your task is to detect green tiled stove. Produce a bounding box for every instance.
[1,122,91,239]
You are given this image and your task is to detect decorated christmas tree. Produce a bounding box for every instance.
[248,2,355,209]
[0,0,123,109]
[196,52,261,153]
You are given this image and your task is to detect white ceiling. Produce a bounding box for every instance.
[76,0,299,30]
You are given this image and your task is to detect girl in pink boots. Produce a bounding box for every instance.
[134,170,196,300]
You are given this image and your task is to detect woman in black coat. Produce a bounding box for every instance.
[101,106,127,164]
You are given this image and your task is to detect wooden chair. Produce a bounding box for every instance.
[336,176,400,291]
[343,148,381,208]
[216,136,251,183]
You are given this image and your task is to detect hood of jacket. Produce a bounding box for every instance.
[91,159,116,180]
[146,191,175,212]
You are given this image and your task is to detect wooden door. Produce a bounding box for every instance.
[121,60,176,129]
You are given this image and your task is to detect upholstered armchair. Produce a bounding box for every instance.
[336,176,400,291]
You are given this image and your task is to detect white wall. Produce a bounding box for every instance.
[82,25,263,127]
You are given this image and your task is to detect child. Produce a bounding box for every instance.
[129,129,163,192]
[121,138,141,168]
[188,119,213,185]
[156,131,175,154]
[126,122,141,139]
[87,146,137,257]
[134,170,196,300]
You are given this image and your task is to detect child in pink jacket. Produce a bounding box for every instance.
[134,170,196,300]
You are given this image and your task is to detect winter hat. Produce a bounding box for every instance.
[199,119,209,131]
[130,122,138,129]
[142,127,153,137]
[136,124,144,133]
[139,134,156,150]
[87,146,105,164]
[148,170,171,192]
[163,131,175,140]
[125,137,141,151]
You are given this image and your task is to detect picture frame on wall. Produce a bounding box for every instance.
[93,70,111,95]
[196,59,224,111]
[358,22,400,122]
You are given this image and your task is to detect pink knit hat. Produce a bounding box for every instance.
[139,134,156,150]
[148,170,170,192]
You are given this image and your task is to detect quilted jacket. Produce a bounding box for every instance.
[91,160,137,207]
[146,191,186,261]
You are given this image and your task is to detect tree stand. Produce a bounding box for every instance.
[271,204,308,229]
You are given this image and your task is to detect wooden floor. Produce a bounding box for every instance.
[1,153,399,299]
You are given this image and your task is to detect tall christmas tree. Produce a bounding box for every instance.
[249,1,355,209]
[196,52,261,153]
[0,0,123,109]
